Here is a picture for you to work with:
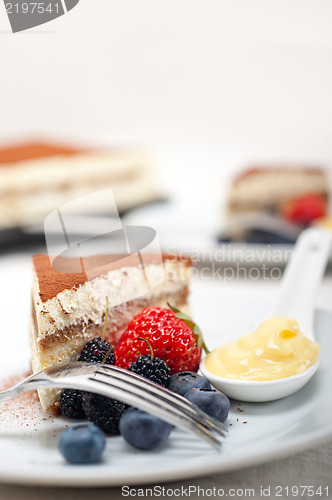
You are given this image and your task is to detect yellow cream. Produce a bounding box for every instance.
[205,317,320,381]
[315,216,332,231]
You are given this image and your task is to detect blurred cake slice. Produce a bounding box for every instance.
[0,141,158,230]
[222,166,330,243]
[30,253,192,413]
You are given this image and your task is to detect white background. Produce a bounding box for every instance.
[0,0,332,204]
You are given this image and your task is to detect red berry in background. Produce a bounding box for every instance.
[280,193,327,225]
[114,306,207,374]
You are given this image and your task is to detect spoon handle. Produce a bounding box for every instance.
[269,227,332,341]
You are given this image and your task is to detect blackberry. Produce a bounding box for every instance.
[78,336,115,365]
[60,389,86,419]
[60,337,115,419]
[129,354,170,387]
[60,299,116,420]
[82,392,128,434]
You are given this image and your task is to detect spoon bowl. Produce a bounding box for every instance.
[201,227,332,402]
[200,359,320,402]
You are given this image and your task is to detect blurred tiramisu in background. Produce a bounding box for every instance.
[0,141,159,243]
[220,166,331,244]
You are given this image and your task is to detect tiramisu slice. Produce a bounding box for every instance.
[30,253,192,413]
[221,166,330,243]
[227,166,329,215]
[0,141,157,230]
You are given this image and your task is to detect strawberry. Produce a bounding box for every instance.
[114,305,208,374]
[280,193,327,225]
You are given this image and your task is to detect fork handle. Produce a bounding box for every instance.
[0,371,57,402]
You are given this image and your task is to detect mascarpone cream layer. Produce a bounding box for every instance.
[0,151,157,228]
[0,151,151,190]
[33,260,191,339]
[229,170,327,208]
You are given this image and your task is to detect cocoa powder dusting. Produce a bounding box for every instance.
[0,141,82,165]
[0,371,53,429]
[33,253,192,303]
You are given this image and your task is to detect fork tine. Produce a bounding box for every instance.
[97,365,226,435]
[86,372,223,449]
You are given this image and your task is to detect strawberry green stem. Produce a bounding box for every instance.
[138,337,155,361]
[167,303,210,354]
[102,346,114,365]
[201,340,210,355]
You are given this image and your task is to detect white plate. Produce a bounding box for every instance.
[0,268,331,486]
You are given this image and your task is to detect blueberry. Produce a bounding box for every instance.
[59,424,106,464]
[184,388,230,423]
[168,371,211,396]
[119,408,172,450]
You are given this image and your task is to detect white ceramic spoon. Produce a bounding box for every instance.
[200,227,332,402]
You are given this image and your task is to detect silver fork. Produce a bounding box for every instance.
[0,362,227,450]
